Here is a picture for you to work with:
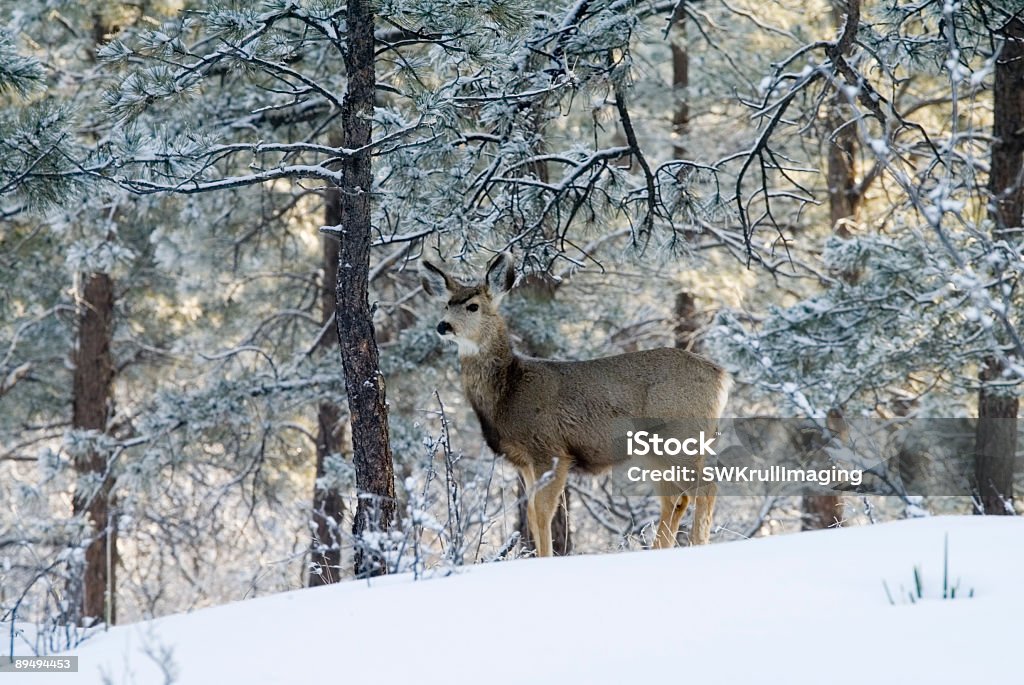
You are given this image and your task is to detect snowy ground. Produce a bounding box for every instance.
[5,515,1021,684]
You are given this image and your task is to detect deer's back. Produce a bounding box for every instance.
[496,347,728,473]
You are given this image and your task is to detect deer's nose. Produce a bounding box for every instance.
[436,321,453,335]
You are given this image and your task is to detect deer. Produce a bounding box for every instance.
[420,252,730,557]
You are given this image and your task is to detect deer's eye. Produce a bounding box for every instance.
[467,303,479,312]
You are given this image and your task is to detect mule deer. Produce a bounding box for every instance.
[421,253,730,556]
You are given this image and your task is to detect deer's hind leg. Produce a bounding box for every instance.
[669,494,691,537]
[522,453,570,558]
[689,484,717,545]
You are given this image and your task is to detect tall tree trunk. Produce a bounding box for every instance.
[338,0,396,578]
[309,187,348,586]
[975,17,1024,515]
[669,3,689,163]
[71,272,116,624]
[669,10,703,361]
[802,0,860,531]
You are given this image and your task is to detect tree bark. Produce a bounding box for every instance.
[669,3,689,163]
[802,0,861,530]
[825,3,860,241]
[975,17,1024,515]
[338,0,396,578]
[826,102,858,239]
[802,493,841,530]
[673,292,701,352]
[71,272,116,624]
[309,187,348,586]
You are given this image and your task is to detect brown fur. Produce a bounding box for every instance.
[422,253,730,556]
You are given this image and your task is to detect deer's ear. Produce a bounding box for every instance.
[484,252,515,300]
[420,260,453,298]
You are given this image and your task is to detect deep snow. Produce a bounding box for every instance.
[5,515,1022,684]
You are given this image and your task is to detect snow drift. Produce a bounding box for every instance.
[7,516,1021,684]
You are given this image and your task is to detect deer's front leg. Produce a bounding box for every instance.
[653,493,691,549]
[526,455,570,557]
[520,464,541,550]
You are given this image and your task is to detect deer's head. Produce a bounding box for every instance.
[420,252,515,356]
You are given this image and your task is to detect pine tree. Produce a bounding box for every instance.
[975,15,1024,515]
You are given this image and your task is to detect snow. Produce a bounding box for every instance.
[868,138,889,156]
[6,516,1021,684]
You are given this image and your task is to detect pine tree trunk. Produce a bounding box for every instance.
[310,187,347,586]
[802,0,860,530]
[801,492,841,530]
[975,17,1024,515]
[670,3,689,163]
[339,0,396,578]
[669,11,701,362]
[826,102,858,239]
[71,271,116,624]
[673,292,701,352]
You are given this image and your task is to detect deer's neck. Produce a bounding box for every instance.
[459,320,517,420]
